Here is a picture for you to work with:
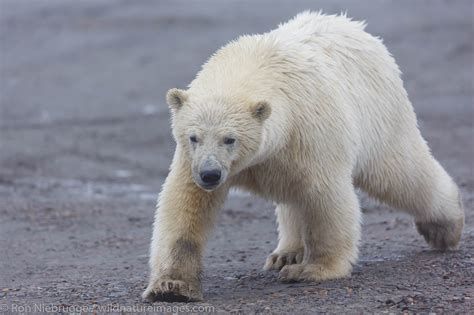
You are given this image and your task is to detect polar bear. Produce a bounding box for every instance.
[143,11,464,302]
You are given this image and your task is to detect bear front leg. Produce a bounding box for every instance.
[264,204,304,271]
[143,152,227,302]
[279,177,361,282]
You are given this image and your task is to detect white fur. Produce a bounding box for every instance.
[143,11,464,302]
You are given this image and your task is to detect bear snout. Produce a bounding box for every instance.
[193,156,227,190]
[200,169,222,185]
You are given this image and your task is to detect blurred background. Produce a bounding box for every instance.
[1,0,472,313]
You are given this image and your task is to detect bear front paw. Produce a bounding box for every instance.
[142,278,203,302]
[263,248,304,271]
[278,262,351,282]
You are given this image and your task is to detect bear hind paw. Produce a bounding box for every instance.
[416,218,463,250]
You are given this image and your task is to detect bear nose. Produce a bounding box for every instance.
[200,169,221,184]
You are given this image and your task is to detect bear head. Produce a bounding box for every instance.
[166,88,271,191]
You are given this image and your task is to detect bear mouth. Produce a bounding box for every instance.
[197,182,220,191]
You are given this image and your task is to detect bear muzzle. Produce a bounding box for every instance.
[193,157,227,191]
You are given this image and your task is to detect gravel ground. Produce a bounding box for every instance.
[1,0,473,313]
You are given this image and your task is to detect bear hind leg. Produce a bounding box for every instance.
[356,145,464,250]
[264,204,304,271]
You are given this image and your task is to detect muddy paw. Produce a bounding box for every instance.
[142,278,203,302]
[416,217,463,250]
[278,262,351,282]
[263,248,304,271]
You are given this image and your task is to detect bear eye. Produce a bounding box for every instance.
[223,137,236,145]
[189,135,198,143]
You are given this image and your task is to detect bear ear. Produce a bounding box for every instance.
[251,101,271,122]
[166,88,188,112]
